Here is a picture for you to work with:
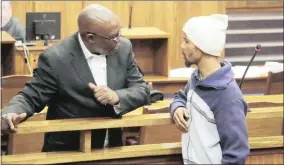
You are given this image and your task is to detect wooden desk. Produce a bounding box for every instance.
[14,41,55,75]
[1,31,16,76]
[1,32,16,44]
[121,27,169,39]
[128,94,283,115]
[14,27,169,76]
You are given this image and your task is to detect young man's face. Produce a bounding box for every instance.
[180,32,202,67]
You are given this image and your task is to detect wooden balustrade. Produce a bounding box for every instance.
[2,103,283,164]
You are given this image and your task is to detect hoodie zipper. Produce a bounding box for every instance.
[186,85,197,163]
[186,75,203,163]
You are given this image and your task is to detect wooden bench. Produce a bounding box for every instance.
[2,105,283,164]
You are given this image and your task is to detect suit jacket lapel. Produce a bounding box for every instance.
[69,33,96,86]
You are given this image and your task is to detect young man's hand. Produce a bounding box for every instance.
[173,107,190,133]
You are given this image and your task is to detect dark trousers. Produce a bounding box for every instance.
[41,128,123,152]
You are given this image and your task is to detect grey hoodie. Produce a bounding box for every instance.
[170,61,250,164]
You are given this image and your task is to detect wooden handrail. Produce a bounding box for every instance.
[2,105,283,164]
[244,94,283,103]
[12,106,283,135]
[3,136,283,164]
[15,113,172,134]
[143,95,283,114]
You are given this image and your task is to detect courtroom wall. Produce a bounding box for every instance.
[10,1,283,70]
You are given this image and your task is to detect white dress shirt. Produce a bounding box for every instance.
[78,33,121,147]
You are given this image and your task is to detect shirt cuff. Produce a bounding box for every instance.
[113,103,122,114]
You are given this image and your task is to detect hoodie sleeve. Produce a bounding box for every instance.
[215,99,250,164]
[169,84,189,117]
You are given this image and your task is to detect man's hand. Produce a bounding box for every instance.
[1,113,27,134]
[88,83,119,105]
[173,107,190,133]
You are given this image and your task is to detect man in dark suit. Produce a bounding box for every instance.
[1,4,150,152]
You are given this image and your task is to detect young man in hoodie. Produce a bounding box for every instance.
[169,14,250,164]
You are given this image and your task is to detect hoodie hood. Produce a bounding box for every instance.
[192,61,235,89]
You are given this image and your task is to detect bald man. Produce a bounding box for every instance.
[1,4,150,152]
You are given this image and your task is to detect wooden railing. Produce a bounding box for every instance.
[2,102,284,164]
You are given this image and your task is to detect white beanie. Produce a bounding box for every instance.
[182,14,228,56]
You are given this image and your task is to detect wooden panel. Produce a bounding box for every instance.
[121,27,168,39]
[1,32,16,75]
[64,2,83,37]
[154,39,169,76]
[247,117,283,137]
[249,136,284,149]
[10,1,282,75]
[83,1,130,26]
[132,1,174,74]
[60,149,284,165]
[141,108,283,144]
[142,95,284,114]
[226,1,283,9]
[14,50,42,75]
[247,149,284,164]
[1,75,32,108]
[3,137,283,164]
[2,142,182,164]
[140,124,181,144]
[245,94,283,104]
[13,55,27,75]
[7,113,46,154]
[151,83,185,94]
[132,39,169,76]
[14,113,173,134]
[132,40,154,74]
[34,1,82,38]
[15,106,281,135]
[1,32,16,43]
[145,76,268,94]
[10,1,34,27]
[14,47,44,75]
[171,1,226,70]
[80,130,91,153]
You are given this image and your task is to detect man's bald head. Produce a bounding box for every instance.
[78,4,121,36]
[77,4,122,55]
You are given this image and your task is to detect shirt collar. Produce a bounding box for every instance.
[78,33,106,60]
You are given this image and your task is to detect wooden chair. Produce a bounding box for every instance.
[139,105,180,145]
[1,75,32,108]
[1,75,46,155]
[264,71,284,95]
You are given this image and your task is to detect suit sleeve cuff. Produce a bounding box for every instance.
[169,102,186,117]
[113,103,122,114]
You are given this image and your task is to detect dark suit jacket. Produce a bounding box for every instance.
[3,33,150,151]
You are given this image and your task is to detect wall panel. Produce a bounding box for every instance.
[9,1,283,71]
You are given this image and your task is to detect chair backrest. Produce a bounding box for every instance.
[264,71,284,95]
[1,75,32,108]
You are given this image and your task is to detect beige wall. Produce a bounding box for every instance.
[11,1,283,70]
